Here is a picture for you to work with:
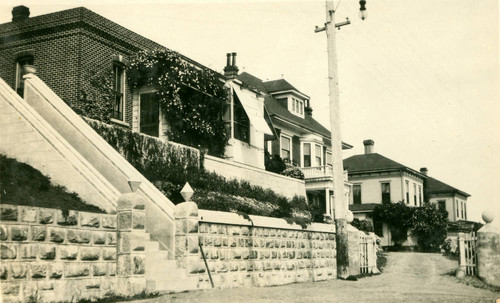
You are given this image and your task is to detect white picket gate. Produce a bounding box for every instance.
[458,232,477,276]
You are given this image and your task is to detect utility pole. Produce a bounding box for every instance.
[315,1,353,279]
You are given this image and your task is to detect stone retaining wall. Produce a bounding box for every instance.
[0,200,146,302]
[175,203,337,289]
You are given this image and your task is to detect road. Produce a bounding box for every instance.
[131,252,499,303]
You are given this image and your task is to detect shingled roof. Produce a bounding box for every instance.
[427,176,470,197]
[237,72,352,148]
[343,153,425,177]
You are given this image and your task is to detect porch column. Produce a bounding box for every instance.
[325,188,331,216]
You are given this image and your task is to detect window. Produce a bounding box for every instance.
[464,202,467,220]
[303,143,311,167]
[113,64,125,120]
[461,201,464,219]
[405,181,409,204]
[139,93,159,137]
[315,144,322,167]
[233,92,250,143]
[290,97,304,116]
[438,200,446,212]
[326,152,332,167]
[15,55,34,97]
[381,182,390,203]
[300,101,303,114]
[292,99,296,112]
[281,135,291,161]
[419,186,422,206]
[456,199,459,218]
[413,183,417,205]
[353,184,361,205]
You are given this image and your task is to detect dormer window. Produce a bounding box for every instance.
[291,97,304,116]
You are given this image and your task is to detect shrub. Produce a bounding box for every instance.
[442,236,458,255]
[264,152,286,174]
[410,203,448,251]
[351,218,374,233]
[372,201,413,245]
[281,167,305,180]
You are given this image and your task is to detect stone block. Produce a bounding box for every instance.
[133,254,145,274]
[102,215,117,229]
[93,263,107,276]
[39,209,55,224]
[81,247,101,261]
[57,210,78,226]
[103,247,117,260]
[199,224,209,233]
[187,218,198,233]
[0,205,18,221]
[81,213,100,228]
[49,263,63,279]
[241,226,250,236]
[93,231,106,245]
[175,201,198,218]
[117,212,132,230]
[31,225,46,241]
[230,262,239,271]
[59,245,78,260]
[10,225,28,241]
[31,263,47,279]
[20,207,37,222]
[65,263,90,277]
[107,232,117,245]
[39,281,54,290]
[117,254,131,276]
[21,244,37,259]
[188,236,199,254]
[11,263,27,278]
[2,282,19,295]
[118,232,145,253]
[108,263,116,276]
[132,211,145,230]
[210,224,218,234]
[1,244,17,259]
[39,245,56,260]
[0,225,7,241]
[67,229,91,244]
[49,227,66,243]
[0,265,7,279]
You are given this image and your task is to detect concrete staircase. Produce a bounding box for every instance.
[145,235,204,293]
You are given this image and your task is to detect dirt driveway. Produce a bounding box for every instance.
[132,252,499,303]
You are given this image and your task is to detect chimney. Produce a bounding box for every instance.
[363,139,374,154]
[305,107,313,116]
[420,167,428,175]
[12,6,30,22]
[223,52,239,79]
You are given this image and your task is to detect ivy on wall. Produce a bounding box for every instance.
[75,68,115,123]
[127,49,229,156]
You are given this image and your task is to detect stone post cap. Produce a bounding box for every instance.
[175,201,198,218]
[117,192,146,211]
[482,211,494,224]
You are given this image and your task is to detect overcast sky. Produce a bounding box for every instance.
[1,0,499,224]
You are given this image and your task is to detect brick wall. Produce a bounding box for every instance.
[0,204,118,302]
[175,204,337,289]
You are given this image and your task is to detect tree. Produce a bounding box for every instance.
[410,203,448,251]
[372,201,413,246]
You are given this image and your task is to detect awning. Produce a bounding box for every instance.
[231,83,273,136]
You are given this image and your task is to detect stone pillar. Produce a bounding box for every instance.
[116,192,147,294]
[477,211,500,287]
[175,202,204,275]
[346,226,360,277]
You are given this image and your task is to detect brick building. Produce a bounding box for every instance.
[0,5,210,128]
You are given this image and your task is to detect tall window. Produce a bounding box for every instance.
[326,152,332,167]
[315,144,322,167]
[353,184,361,205]
[113,64,125,120]
[413,183,417,205]
[15,55,34,97]
[381,182,390,203]
[418,186,422,206]
[461,201,464,219]
[233,93,250,143]
[456,199,459,218]
[303,143,311,167]
[281,136,291,161]
[405,181,409,204]
[464,202,467,220]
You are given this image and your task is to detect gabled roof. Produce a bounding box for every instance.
[237,72,352,149]
[343,153,425,178]
[263,79,310,99]
[427,176,470,197]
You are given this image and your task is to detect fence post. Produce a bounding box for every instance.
[456,232,466,277]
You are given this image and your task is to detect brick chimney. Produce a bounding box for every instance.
[12,6,30,22]
[420,167,428,175]
[363,139,374,154]
[223,52,239,79]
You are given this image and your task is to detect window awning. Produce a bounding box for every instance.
[231,83,273,136]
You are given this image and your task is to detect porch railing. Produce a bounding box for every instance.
[302,166,348,181]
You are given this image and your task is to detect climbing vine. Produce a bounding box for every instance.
[128,49,228,156]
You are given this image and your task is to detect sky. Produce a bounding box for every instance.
[1,0,499,224]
